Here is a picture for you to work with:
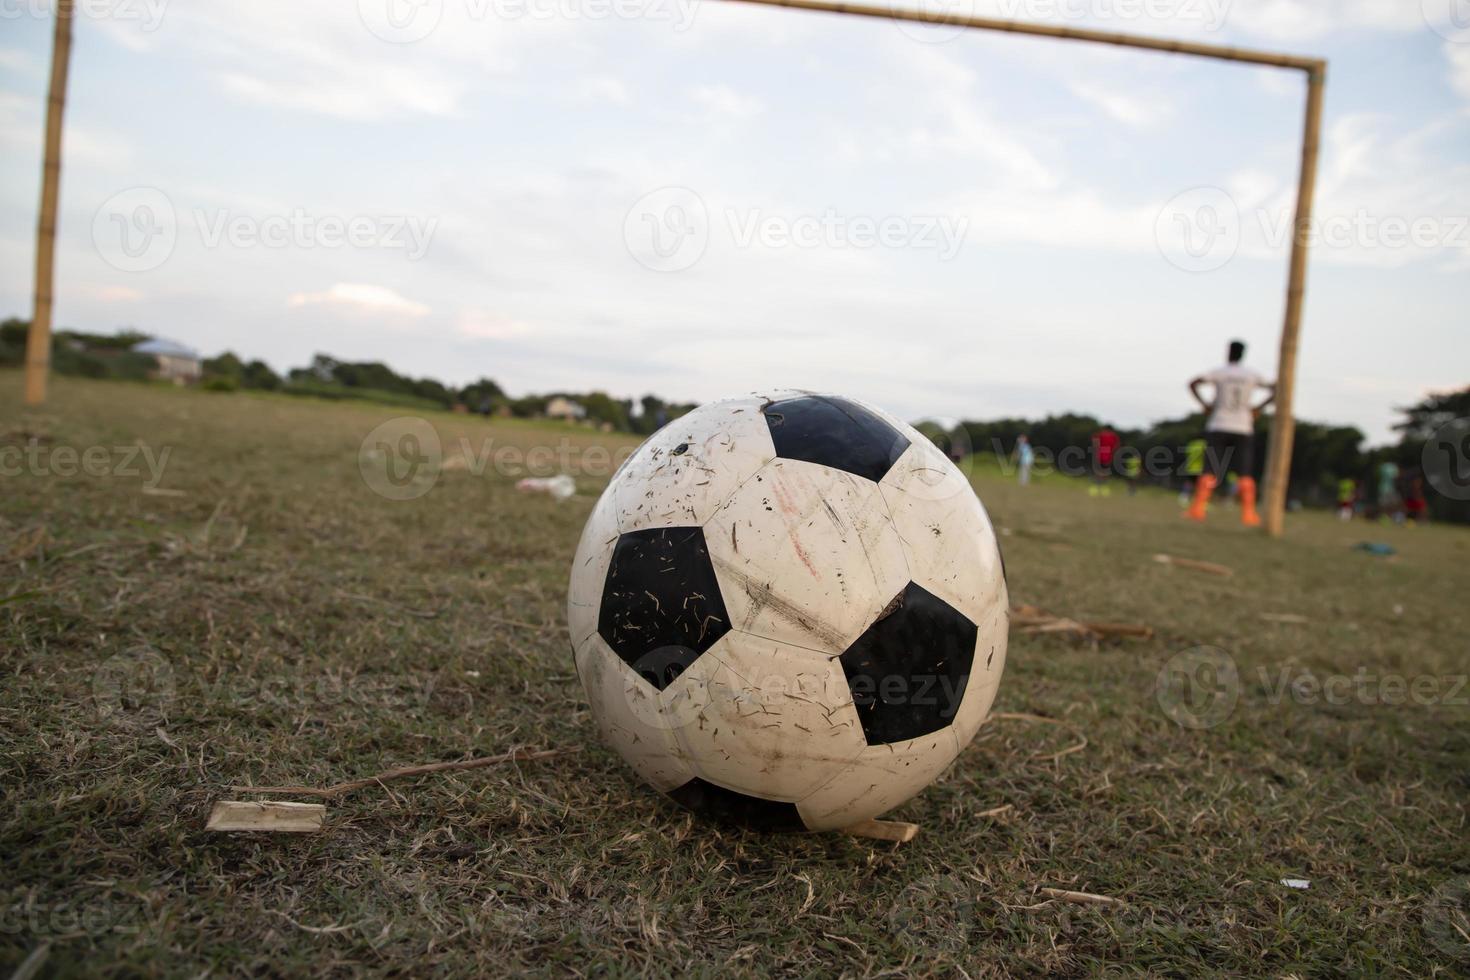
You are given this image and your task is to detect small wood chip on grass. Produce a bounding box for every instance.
[1152,553,1233,577]
[1261,612,1310,624]
[841,819,919,843]
[207,801,325,833]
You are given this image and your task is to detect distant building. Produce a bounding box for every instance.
[133,338,202,385]
[545,396,586,422]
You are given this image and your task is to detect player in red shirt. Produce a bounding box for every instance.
[1090,426,1120,497]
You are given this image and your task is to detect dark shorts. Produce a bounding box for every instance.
[1205,431,1254,479]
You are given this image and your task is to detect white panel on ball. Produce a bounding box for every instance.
[880,436,1008,628]
[613,397,777,533]
[573,633,696,793]
[566,483,620,653]
[951,605,1008,748]
[665,631,866,802]
[704,457,910,656]
[795,727,960,832]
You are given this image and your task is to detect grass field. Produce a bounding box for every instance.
[2,373,1467,977]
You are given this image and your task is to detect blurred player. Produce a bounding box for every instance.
[1014,434,1036,486]
[1376,459,1401,523]
[1179,436,1206,507]
[1090,426,1119,497]
[1402,470,1428,526]
[1185,340,1276,526]
[1337,476,1358,521]
[1122,451,1141,495]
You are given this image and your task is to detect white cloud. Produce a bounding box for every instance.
[576,75,630,105]
[890,42,1056,189]
[1224,0,1427,40]
[89,285,146,303]
[1068,81,1172,128]
[1449,39,1470,103]
[1229,114,1470,269]
[692,83,763,119]
[217,67,459,120]
[0,93,133,169]
[288,283,430,317]
[457,309,534,339]
[108,0,511,121]
[0,48,35,73]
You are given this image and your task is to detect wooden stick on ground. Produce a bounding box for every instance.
[1085,622,1154,639]
[841,819,920,843]
[231,747,575,800]
[1010,606,1153,642]
[1038,887,1125,907]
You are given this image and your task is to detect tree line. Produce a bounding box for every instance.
[0,319,694,436]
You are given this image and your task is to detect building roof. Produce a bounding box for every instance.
[133,338,201,360]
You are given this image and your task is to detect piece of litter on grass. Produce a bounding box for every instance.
[516,474,576,501]
[1280,878,1310,890]
[207,800,326,833]
[1352,542,1396,557]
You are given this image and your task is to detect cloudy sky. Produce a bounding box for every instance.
[1,0,1467,442]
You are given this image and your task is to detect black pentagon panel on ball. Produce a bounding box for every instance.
[839,582,978,745]
[597,526,729,691]
[666,777,808,832]
[761,395,909,484]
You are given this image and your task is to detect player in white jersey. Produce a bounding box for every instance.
[1185,340,1276,526]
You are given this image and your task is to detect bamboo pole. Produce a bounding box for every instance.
[717,0,1325,538]
[24,0,75,408]
[1261,67,1325,538]
[715,0,1322,70]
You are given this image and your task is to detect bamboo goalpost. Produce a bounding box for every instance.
[25,0,73,408]
[25,0,1323,536]
[716,0,1327,538]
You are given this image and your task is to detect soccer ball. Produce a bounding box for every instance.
[567,392,1008,832]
